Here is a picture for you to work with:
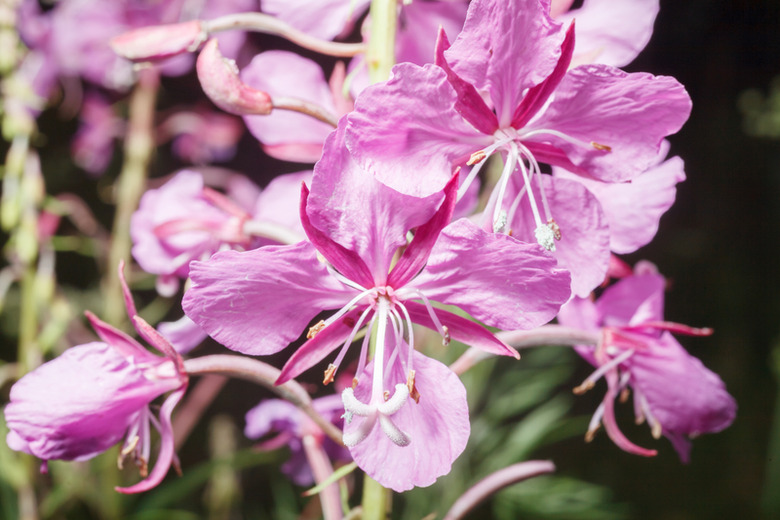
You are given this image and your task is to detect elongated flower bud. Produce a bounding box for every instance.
[111,21,206,62]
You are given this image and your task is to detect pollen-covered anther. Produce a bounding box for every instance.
[651,421,663,439]
[352,377,359,389]
[323,363,337,385]
[383,390,390,401]
[534,224,556,251]
[573,380,594,395]
[619,387,630,403]
[547,218,562,241]
[585,424,600,443]
[591,141,612,152]
[467,149,487,166]
[117,435,139,469]
[307,320,326,339]
[441,326,451,347]
[407,370,420,404]
[137,456,149,478]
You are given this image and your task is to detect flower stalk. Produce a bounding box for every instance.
[366,0,397,83]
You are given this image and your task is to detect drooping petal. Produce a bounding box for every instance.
[183,242,354,356]
[156,314,208,355]
[86,311,147,358]
[345,63,492,197]
[345,350,469,492]
[4,342,180,462]
[444,0,565,126]
[409,219,571,330]
[596,271,666,327]
[505,175,610,297]
[556,0,660,67]
[116,388,186,493]
[309,118,446,278]
[241,51,338,163]
[527,65,692,183]
[626,333,737,451]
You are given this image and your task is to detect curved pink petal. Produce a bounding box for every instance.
[116,388,186,493]
[252,170,313,235]
[157,314,208,355]
[4,342,180,462]
[505,175,610,297]
[309,119,446,278]
[597,272,665,327]
[345,62,491,197]
[345,350,469,492]
[445,0,565,126]
[396,0,468,66]
[241,51,337,162]
[555,152,686,254]
[262,0,370,40]
[183,242,354,356]
[556,0,660,68]
[409,219,571,330]
[528,65,692,183]
[627,333,737,446]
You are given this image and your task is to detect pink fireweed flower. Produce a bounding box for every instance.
[4,263,188,493]
[183,121,571,491]
[345,0,691,249]
[557,265,737,461]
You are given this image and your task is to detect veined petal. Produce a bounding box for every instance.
[86,311,147,358]
[345,63,492,197]
[183,242,354,356]
[409,219,571,330]
[445,0,565,126]
[309,118,446,278]
[505,175,610,297]
[262,0,369,41]
[597,272,665,327]
[345,351,469,492]
[528,65,692,182]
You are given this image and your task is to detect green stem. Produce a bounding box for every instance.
[103,69,159,326]
[366,0,398,84]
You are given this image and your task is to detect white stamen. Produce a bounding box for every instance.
[325,263,368,292]
[322,287,375,328]
[534,225,556,251]
[457,136,514,201]
[575,347,635,393]
[395,287,448,345]
[379,414,411,446]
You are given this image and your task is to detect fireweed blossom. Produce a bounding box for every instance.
[557,263,737,460]
[345,0,691,249]
[183,122,571,491]
[4,263,188,493]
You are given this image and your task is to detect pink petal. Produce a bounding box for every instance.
[241,51,338,162]
[410,219,571,330]
[262,0,370,40]
[346,351,469,492]
[345,63,491,197]
[529,65,691,183]
[183,242,354,356]
[445,0,565,126]
[505,175,610,297]
[597,272,666,327]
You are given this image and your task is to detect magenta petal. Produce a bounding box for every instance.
[404,301,518,358]
[445,0,565,126]
[556,0,659,67]
[116,388,186,494]
[276,308,367,385]
[345,63,491,197]
[183,242,353,356]
[597,272,666,327]
[410,219,571,330]
[346,351,469,492]
[627,333,737,445]
[530,65,692,182]
[4,342,179,462]
[555,151,686,254]
[156,315,207,355]
[506,175,610,297]
[262,0,370,40]
[86,311,147,358]
[309,119,446,278]
[241,51,337,161]
[387,173,458,288]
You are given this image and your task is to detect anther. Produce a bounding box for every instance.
[591,142,612,152]
[383,390,390,401]
[585,425,600,443]
[307,320,326,339]
[619,387,630,403]
[117,435,140,469]
[651,422,663,439]
[407,370,420,404]
[573,380,594,395]
[323,363,337,385]
[352,377,359,389]
[535,224,556,251]
[493,210,508,233]
[442,326,451,347]
[468,150,487,165]
[547,218,562,241]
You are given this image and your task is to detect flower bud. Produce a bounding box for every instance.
[110,20,206,62]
